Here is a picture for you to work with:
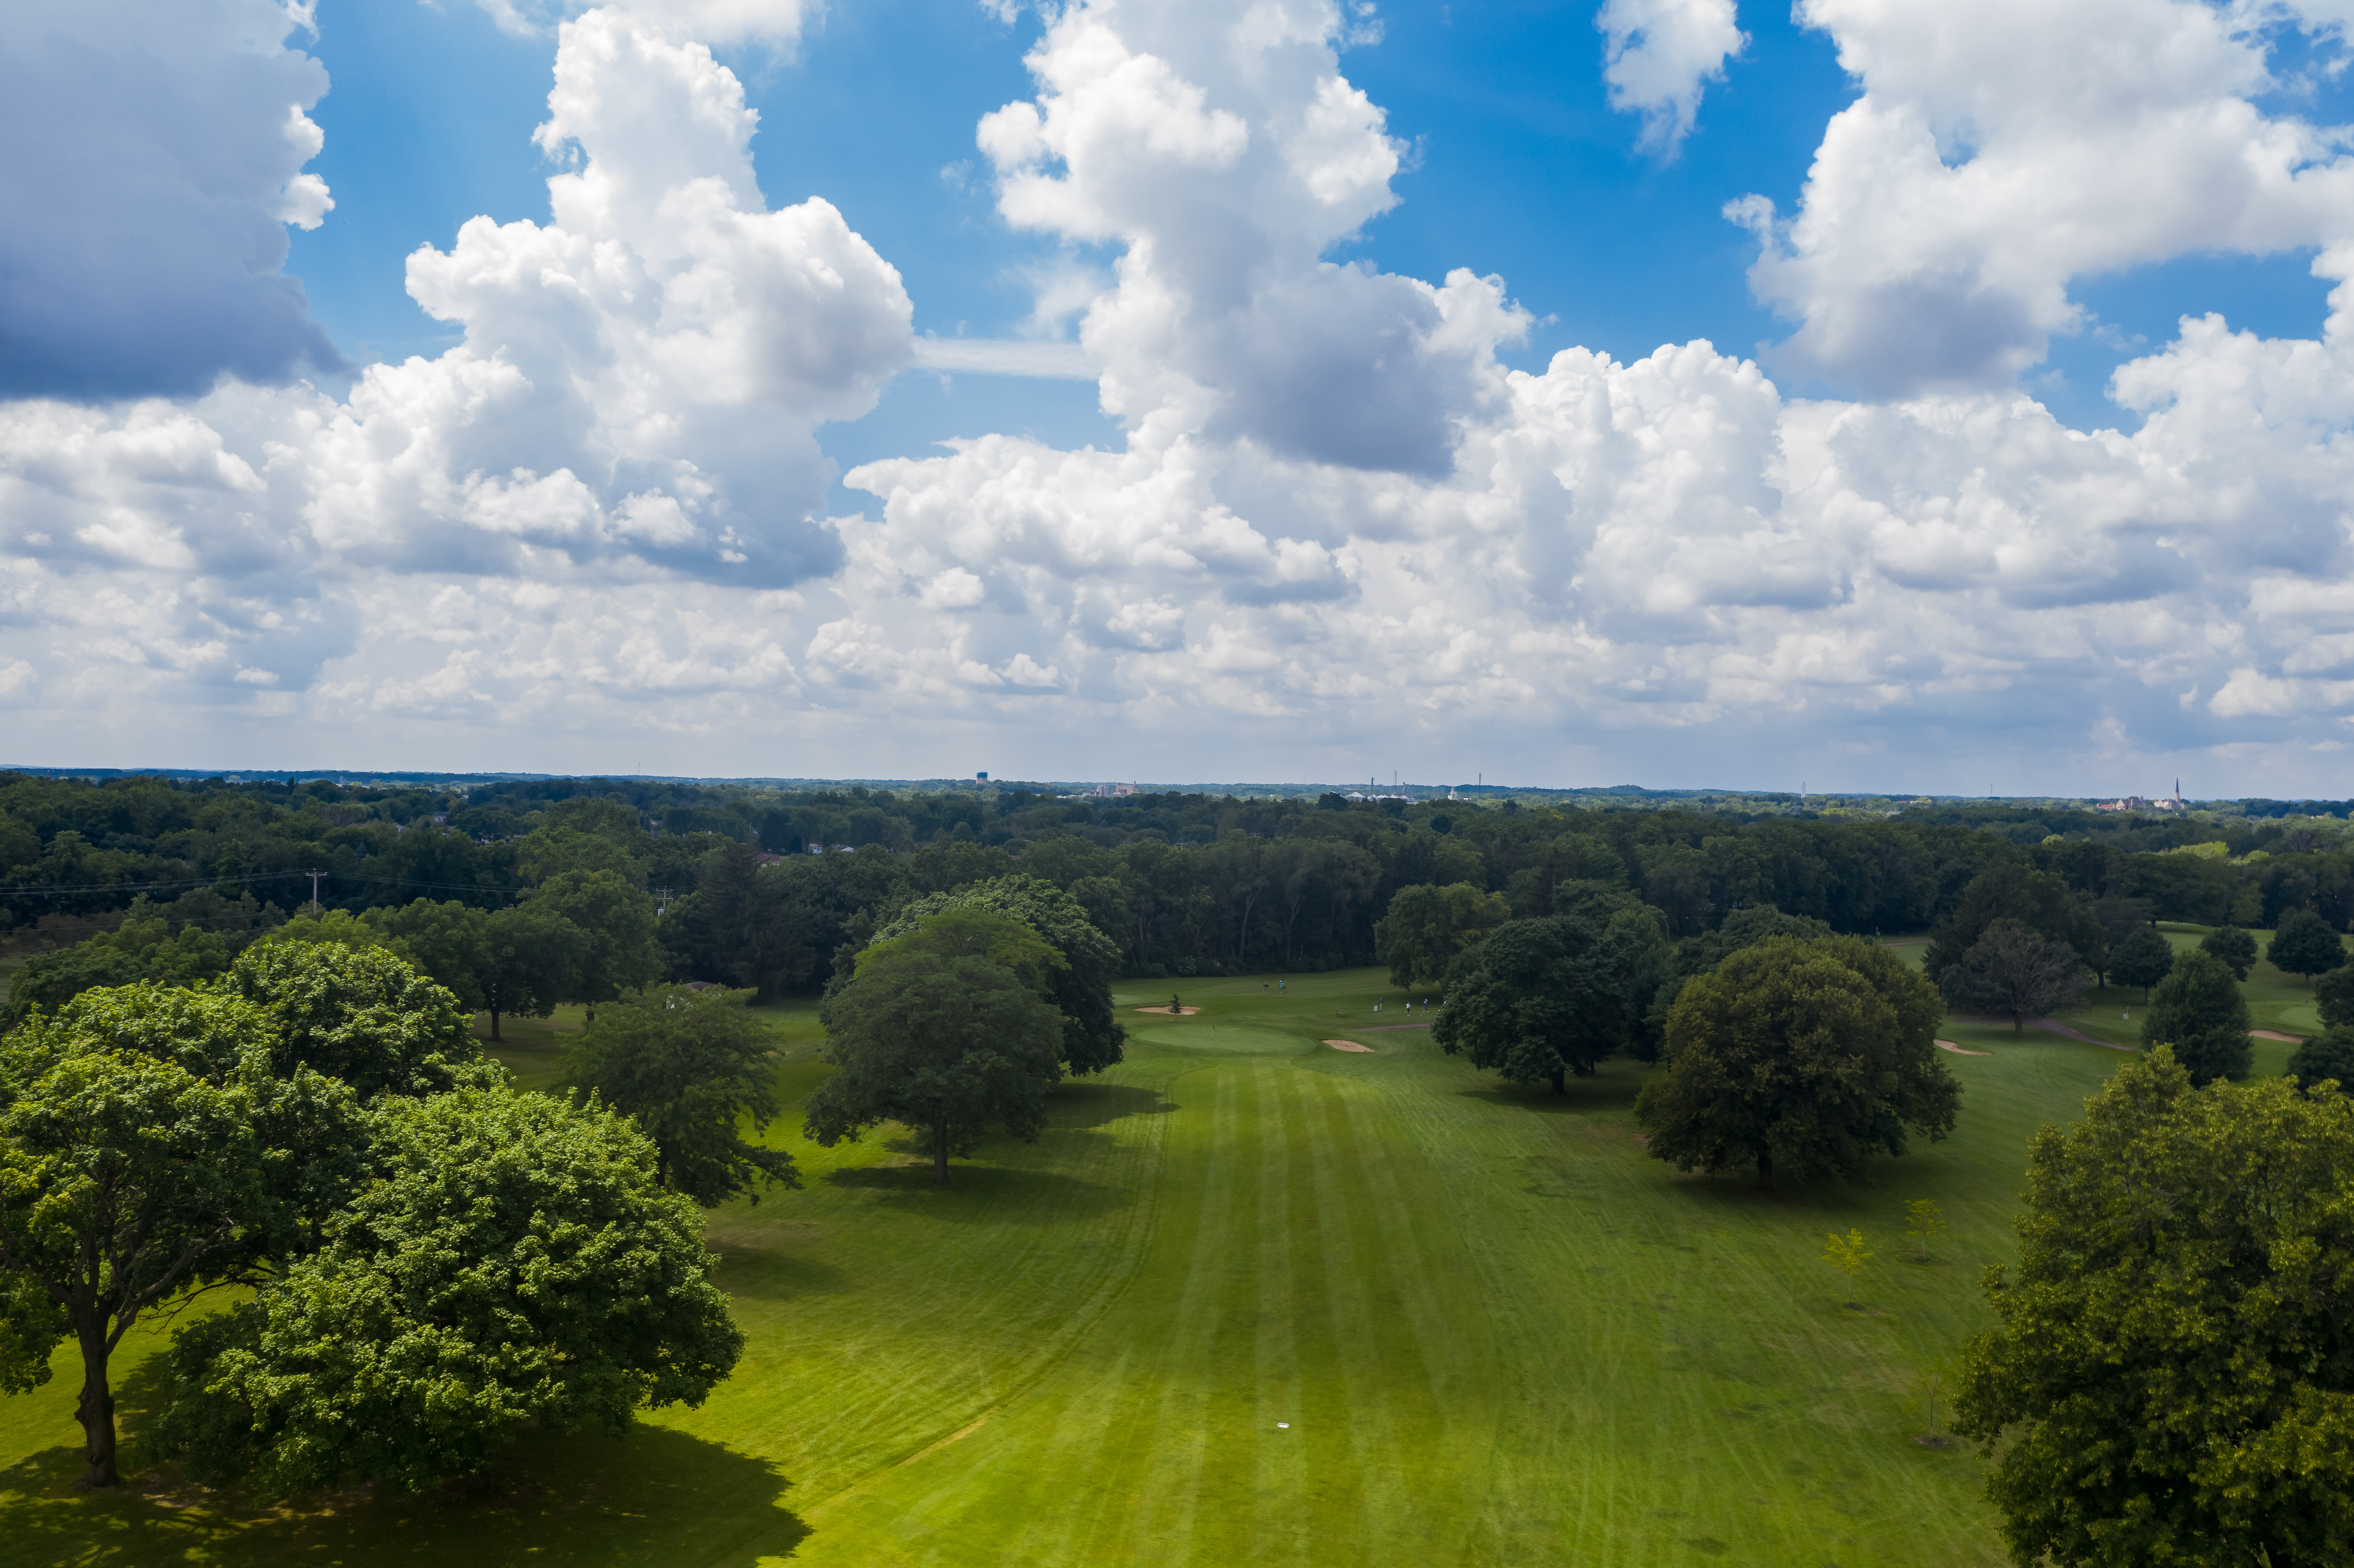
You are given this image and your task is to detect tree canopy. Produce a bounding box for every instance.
[2141,949,2253,1086]
[155,1082,743,1498]
[2198,924,2257,981]
[1922,863,2106,993]
[868,875,1125,1074]
[563,984,798,1206]
[2108,924,2176,999]
[0,988,348,1487]
[2319,963,2354,1031]
[2267,907,2347,983]
[807,909,1066,1184]
[215,940,482,1098]
[1373,881,1510,989]
[1938,918,2090,1033]
[2287,1027,2354,1096]
[1954,1049,2354,1565]
[1635,936,1958,1191]
[523,869,662,1019]
[1432,910,1666,1092]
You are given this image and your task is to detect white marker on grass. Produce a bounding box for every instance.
[1277,1422,1289,1429]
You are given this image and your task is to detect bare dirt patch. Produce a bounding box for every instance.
[1935,1039,1990,1057]
[1323,1039,1373,1052]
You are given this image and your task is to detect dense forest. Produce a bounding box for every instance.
[3,772,2350,1005]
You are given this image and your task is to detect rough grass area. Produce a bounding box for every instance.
[0,953,2308,1565]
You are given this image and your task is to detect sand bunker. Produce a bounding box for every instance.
[1133,1006,1201,1016]
[1935,1039,1991,1057]
[1323,1039,1373,1053]
[2252,1030,2307,1042]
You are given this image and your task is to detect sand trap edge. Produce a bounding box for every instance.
[1323,1039,1373,1052]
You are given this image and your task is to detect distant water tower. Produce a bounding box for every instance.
[976,771,989,782]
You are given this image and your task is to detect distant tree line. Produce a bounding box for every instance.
[12,773,2354,1009]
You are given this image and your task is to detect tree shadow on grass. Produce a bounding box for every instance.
[707,1246,853,1301]
[0,1414,807,1568]
[823,1153,1133,1222]
[1048,1080,1174,1129]
[1453,1070,1646,1116]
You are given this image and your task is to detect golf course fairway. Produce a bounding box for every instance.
[2,964,2278,1565]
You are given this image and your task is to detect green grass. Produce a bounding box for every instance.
[0,959,2309,1565]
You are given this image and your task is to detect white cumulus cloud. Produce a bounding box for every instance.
[9,0,2354,790]
[0,0,343,399]
[1597,0,1747,155]
[1731,0,2354,395]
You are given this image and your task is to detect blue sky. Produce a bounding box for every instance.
[7,0,2354,793]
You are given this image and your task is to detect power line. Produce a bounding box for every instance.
[0,868,524,900]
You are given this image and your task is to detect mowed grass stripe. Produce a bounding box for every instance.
[792,1052,1504,1565]
[3,965,2199,1564]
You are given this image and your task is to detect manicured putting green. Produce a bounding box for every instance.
[1124,1020,1310,1055]
[0,964,2195,1564]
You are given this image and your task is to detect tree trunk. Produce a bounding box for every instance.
[932,1127,949,1186]
[1756,1150,1775,1192]
[75,1323,118,1488]
[2014,1012,2024,1035]
[1550,1070,1566,1095]
[489,1005,503,1042]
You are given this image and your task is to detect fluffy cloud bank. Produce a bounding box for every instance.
[0,0,342,398]
[1733,0,2354,394]
[5,0,2354,788]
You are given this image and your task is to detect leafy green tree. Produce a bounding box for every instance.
[2141,949,2253,1086]
[869,875,1125,1073]
[1433,911,1666,1093]
[215,941,483,1098]
[807,909,1066,1184]
[1375,882,1511,989]
[479,902,583,1042]
[0,990,331,1487]
[562,985,798,1206]
[249,908,385,952]
[154,1082,742,1498]
[2287,1027,2354,1095]
[366,898,490,1011]
[1822,1229,1870,1306]
[2107,924,2176,1000]
[3,897,236,1022]
[519,824,648,884]
[1953,1048,2354,1566]
[1636,936,1959,1191]
[1641,905,1834,1042]
[1938,918,2090,1033]
[2199,924,2258,982]
[526,870,662,1020]
[2267,907,2347,985]
[1904,1198,1946,1261]
[2317,963,2354,1030]
[1923,863,2106,992]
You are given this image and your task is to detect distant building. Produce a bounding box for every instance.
[976,771,989,782]
[753,852,785,865]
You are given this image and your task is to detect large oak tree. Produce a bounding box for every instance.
[155,1083,742,1498]
[1636,936,1958,1191]
[806,909,1065,1184]
[1955,1049,2354,1565]
[563,983,798,1206]
[1433,909,1666,1093]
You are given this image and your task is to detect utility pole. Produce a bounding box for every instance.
[307,868,325,915]
[654,886,673,918]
